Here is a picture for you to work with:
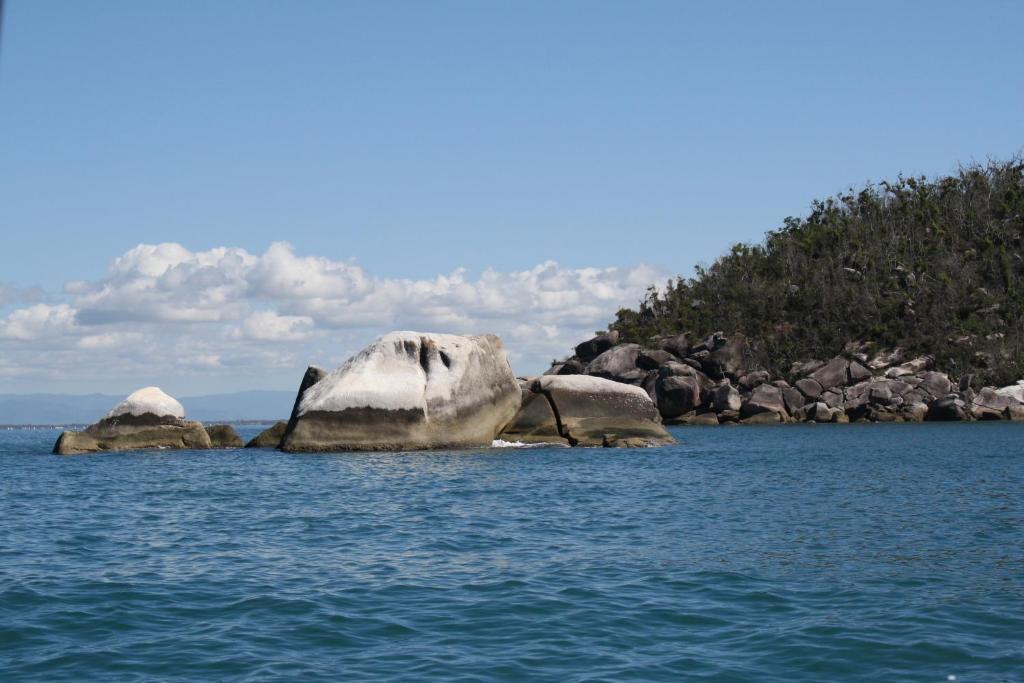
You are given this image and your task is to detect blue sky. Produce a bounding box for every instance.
[1,1,1022,396]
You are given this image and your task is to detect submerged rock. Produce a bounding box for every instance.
[53,387,211,455]
[281,332,521,452]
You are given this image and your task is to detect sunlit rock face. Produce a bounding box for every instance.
[53,386,211,455]
[280,332,521,452]
[103,386,185,421]
[500,374,674,448]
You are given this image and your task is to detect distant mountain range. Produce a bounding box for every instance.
[0,390,295,425]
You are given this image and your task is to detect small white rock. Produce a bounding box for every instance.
[104,386,185,419]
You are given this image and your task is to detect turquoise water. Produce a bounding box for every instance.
[1,424,1022,681]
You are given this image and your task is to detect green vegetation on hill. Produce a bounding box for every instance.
[611,158,1024,386]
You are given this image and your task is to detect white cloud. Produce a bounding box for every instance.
[70,243,255,324]
[0,242,663,392]
[247,242,372,300]
[240,311,315,342]
[0,303,78,341]
[77,332,146,350]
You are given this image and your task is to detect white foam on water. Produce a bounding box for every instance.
[490,439,527,448]
[489,439,568,449]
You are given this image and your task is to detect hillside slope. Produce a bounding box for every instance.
[610,159,1024,386]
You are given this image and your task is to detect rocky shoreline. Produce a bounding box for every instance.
[51,327,1024,455]
[549,330,1024,425]
[54,331,673,455]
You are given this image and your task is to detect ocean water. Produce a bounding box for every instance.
[1,424,1022,681]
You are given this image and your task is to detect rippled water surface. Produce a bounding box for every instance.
[2,424,1023,681]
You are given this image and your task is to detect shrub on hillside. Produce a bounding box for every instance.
[611,158,1024,386]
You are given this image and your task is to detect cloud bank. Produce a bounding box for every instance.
[0,243,663,394]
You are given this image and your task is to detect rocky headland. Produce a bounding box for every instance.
[51,321,1024,457]
[547,330,1024,425]
[48,161,1024,451]
[544,160,1024,425]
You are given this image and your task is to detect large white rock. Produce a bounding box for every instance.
[499,374,674,447]
[104,386,185,420]
[994,380,1024,404]
[281,332,521,452]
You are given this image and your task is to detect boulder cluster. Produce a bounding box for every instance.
[53,387,243,455]
[55,331,673,455]
[250,331,672,452]
[549,331,1024,425]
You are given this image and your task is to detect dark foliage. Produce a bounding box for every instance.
[611,159,1024,385]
